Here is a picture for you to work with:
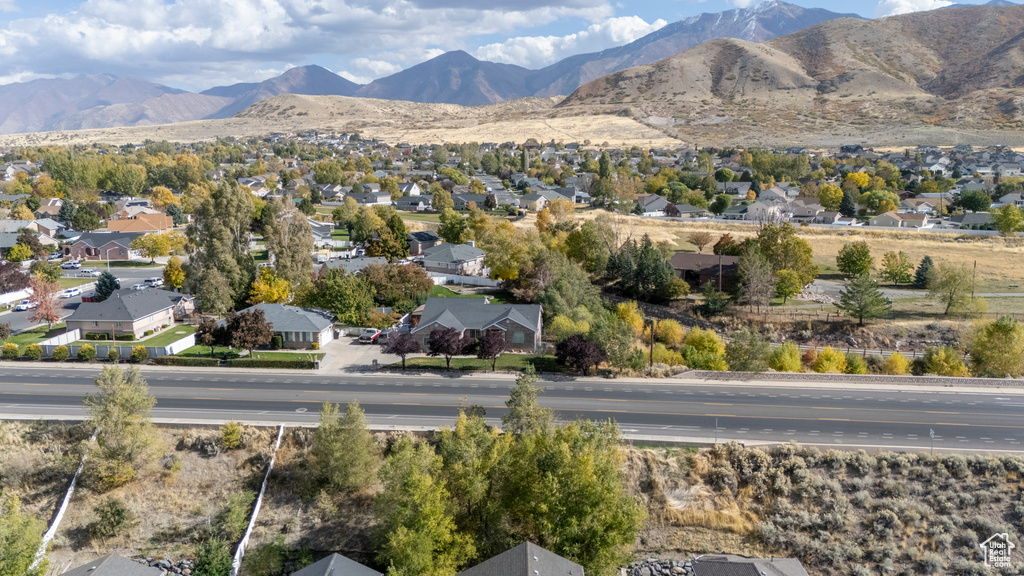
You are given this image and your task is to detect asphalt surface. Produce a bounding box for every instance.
[3,264,164,333]
[1,367,1023,453]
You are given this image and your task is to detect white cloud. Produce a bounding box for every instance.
[874,0,952,17]
[0,0,613,89]
[474,15,667,69]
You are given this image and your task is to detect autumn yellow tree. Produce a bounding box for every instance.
[163,255,186,291]
[547,198,574,223]
[11,205,33,221]
[150,186,179,210]
[844,172,870,189]
[249,267,291,304]
[131,231,186,258]
[817,183,843,211]
[535,208,552,234]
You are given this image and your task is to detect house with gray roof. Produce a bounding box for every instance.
[421,242,486,276]
[64,231,144,261]
[396,195,432,212]
[65,288,191,340]
[690,554,808,576]
[408,230,442,255]
[291,554,382,576]
[455,542,583,576]
[240,303,335,349]
[411,297,542,352]
[59,554,165,576]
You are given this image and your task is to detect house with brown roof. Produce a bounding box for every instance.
[670,252,740,291]
[106,213,173,234]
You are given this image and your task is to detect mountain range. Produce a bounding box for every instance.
[0,0,858,135]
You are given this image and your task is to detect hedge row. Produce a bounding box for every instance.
[154,356,221,367]
[226,358,316,369]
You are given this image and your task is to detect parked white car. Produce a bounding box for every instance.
[61,260,81,269]
[144,277,164,287]
[13,300,37,311]
[130,283,147,291]
[60,287,82,298]
[81,269,102,277]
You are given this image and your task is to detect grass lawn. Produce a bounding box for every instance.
[8,323,66,346]
[253,249,269,263]
[178,345,323,361]
[399,354,562,372]
[59,277,94,289]
[400,212,442,223]
[104,261,163,268]
[331,229,350,241]
[72,325,196,348]
[429,286,513,303]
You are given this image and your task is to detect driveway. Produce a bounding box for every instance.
[320,336,391,371]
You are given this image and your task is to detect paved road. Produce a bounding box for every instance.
[1,367,1023,452]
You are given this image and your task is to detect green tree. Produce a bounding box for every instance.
[725,328,770,372]
[0,491,47,576]
[958,189,992,213]
[312,401,380,493]
[992,204,1024,236]
[313,160,342,185]
[375,437,475,576]
[879,251,913,286]
[927,262,972,315]
[839,191,857,217]
[83,366,159,490]
[263,197,314,286]
[226,308,274,357]
[72,208,101,232]
[923,346,968,376]
[193,539,233,576]
[836,241,873,278]
[913,255,934,289]
[768,342,802,372]
[598,151,612,180]
[836,273,890,326]
[969,316,1024,378]
[185,181,255,314]
[502,366,553,436]
[432,188,454,213]
[737,245,775,312]
[755,223,818,285]
[437,208,470,244]
[294,269,374,326]
[28,260,61,283]
[88,497,134,539]
[94,271,119,302]
[493,421,645,576]
[774,269,802,304]
[607,234,687,303]
[437,411,510,538]
[709,194,732,215]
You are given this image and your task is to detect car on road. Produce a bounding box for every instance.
[60,287,82,298]
[144,277,164,287]
[13,300,37,311]
[61,260,81,269]
[81,269,102,277]
[358,328,382,344]
[48,252,63,260]
[130,283,147,291]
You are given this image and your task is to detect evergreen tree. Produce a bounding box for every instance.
[93,272,119,302]
[839,190,857,217]
[836,273,891,326]
[914,255,934,289]
[502,366,553,436]
[598,151,612,180]
[58,200,77,224]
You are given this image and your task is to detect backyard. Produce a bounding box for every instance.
[178,345,323,362]
[71,325,196,347]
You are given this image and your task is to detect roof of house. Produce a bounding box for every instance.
[408,230,440,243]
[291,554,383,576]
[691,555,808,576]
[244,303,334,333]
[106,213,173,233]
[74,231,145,248]
[65,288,181,323]
[0,220,35,233]
[671,204,706,213]
[669,253,741,276]
[456,542,583,576]
[422,242,485,264]
[59,554,165,576]
[323,256,387,274]
[413,297,541,334]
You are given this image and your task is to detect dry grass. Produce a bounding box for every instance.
[45,426,271,575]
[552,213,1024,292]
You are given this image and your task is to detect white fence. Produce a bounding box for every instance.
[427,272,500,287]
[0,287,31,307]
[38,329,195,358]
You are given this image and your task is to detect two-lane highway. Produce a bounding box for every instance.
[1,367,1023,452]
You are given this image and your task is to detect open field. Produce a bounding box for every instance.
[553,212,1024,293]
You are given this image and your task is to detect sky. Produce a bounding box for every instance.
[0,0,1009,91]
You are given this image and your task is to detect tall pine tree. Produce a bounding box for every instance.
[837,273,891,326]
[914,255,934,289]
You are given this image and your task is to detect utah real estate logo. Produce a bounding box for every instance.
[980,533,1014,569]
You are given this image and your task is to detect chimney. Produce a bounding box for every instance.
[467,240,475,247]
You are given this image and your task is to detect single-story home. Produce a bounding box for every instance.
[64,231,144,261]
[322,256,387,275]
[292,554,382,576]
[65,288,189,339]
[665,203,707,218]
[869,211,904,227]
[240,303,335,349]
[690,554,809,576]
[421,242,486,276]
[669,252,740,291]
[59,554,165,576]
[411,297,543,352]
[396,195,432,212]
